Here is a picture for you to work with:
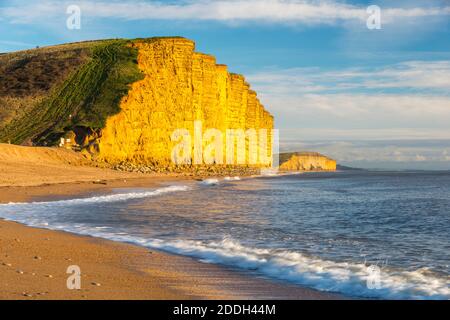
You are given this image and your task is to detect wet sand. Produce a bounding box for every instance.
[0,144,343,300]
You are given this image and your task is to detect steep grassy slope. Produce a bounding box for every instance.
[0,42,92,131]
[0,40,143,145]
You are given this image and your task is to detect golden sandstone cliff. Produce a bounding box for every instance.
[1,38,340,174]
[89,38,274,168]
[279,152,337,171]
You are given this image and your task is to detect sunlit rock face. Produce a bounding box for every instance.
[95,37,273,167]
[279,152,337,171]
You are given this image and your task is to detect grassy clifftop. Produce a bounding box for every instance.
[0,40,143,146]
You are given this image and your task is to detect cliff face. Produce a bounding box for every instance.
[0,37,274,169]
[279,152,336,171]
[93,38,273,167]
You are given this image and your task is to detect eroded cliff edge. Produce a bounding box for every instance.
[0,37,274,171]
[87,38,274,167]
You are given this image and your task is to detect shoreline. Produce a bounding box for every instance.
[0,174,345,300]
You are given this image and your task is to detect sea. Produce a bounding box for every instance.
[0,170,449,299]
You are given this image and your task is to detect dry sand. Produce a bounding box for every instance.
[0,144,343,300]
[0,143,146,187]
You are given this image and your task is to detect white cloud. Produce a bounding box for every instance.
[247,61,450,94]
[1,0,450,25]
[246,60,450,141]
[332,61,450,91]
[274,93,450,118]
[264,93,450,139]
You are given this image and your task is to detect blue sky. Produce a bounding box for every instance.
[1,0,450,169]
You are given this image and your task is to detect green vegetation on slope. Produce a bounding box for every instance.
[0,40,143,146]
[0,43,93,131]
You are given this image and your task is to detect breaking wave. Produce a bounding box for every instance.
[199,178,220,186]
[140,237,450,300]
[0,185,190,208]
[223,176,241,181]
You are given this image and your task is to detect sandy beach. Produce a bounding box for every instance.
[0,144,341,300]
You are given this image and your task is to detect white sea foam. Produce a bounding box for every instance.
[0,185,190,208]
[223,176,241,181]
[138,237,450,300]
[260,169,279,177]
[199,178,219,185]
